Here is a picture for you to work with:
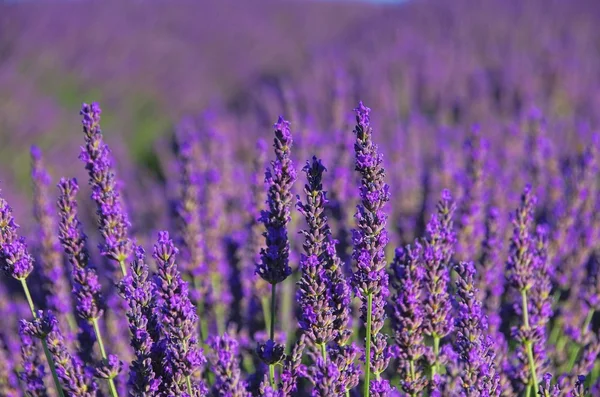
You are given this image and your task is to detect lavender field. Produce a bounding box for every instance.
[1,0,600,396]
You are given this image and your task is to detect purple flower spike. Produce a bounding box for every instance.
[0,192,34,280]
[18,321,47,397]
[256,116,296,285]
[79,102,132,278]
[208,333,249,397]
[391,244,428,395]
[351,101,391,391]
[153,231,206,396]
[454,261,501,396]
[56,178,104,323]
[31,146,74,332]
[22,311,98,397]
[119,246,162,396]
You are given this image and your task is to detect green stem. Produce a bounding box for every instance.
[409,360,417,397]
[432,335,441,378]
[521,290,539,395]
[118,259,127,277]
[261,296,271,334]
[211,273,225,334]
[91,319,119,397]
[20,279,66,397]
[269,283,277,390]
[525,384,532,397]
[364,293,373,397]
[320,343,327,364]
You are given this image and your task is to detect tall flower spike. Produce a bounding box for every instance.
[119,246,162,396]
[256,116,296,285]
[350,101,392,396]
[256,117,296,389]
[153,231,206,396]
[423,190,455,381]
[391,244,428,395]
[507,185,540,395]
[297,156,335,350]
[30,146,74,337]
[19,321,48,397]
[56,178,104,323]
[56,178,121,396]
[22,311,98,397]
[0,338,21,397]
[79,102,132,277]
[208,333,250,397]
[454,261,501,396]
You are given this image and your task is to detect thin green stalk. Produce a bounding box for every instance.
[521,290,539,395]
[525,384,532,397]
[364,292,373,397]
[432,335,441,378]
[20,279,66,397]
[261,296,271,334]
[91,319,119,397]
[567,309,595,372]
[211,273,225,334]
[320,343,327,363]
[118,259,127,277]
[410,360,417,397]
[269,283,277,389]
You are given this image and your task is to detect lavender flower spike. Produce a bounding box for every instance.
[391,244,428,395]
[19,321,48,397]
[454,262,501,396]
[0,192,34,281]
[256,116,296,285]
[79,102,132,277]
[256,117,296,388]
[31,146,74,335]
[22,311,98,397]
[119,247,162,396]
[351,101,392,396]
[208,333,250,397]
[153,231,206,396]
[507,185,540,394]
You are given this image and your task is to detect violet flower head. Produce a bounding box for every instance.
[174,126,207,283]
[454,261,501,396]
[539,373,561,397]
[79,102,132,277]
[351,101,391,381]
[390,244,428,395]
[256,116,296,285]
[208,333,249,397]
[22,311,98,397]
[0,338,20,397]
[119,246,162,396]
[0,192,33,280]
[56,178,104,322]
[31,146,73,319]
[279,334,307,396]
[18,321,48,397]
[153,231,206,395]
[507,184,537,293]
[296,156,336,348]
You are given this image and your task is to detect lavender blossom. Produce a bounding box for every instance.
[0,192,34,281]
[256,116,296,285]
[454,261,501,396]
[507,185,541,394]
[208,333,249,397]
[279,334,306,396]
[22,311,98,397]
[539,373,560,397]
[56,178,104,323]
[153,231,206,396]
[423,191,456,379]
[30,146,74,335]
[19,321,48,397]
[174,125,208,317]
[390,244,428,395]
[79,102,132,277]
[120,247,162,396]
[350,101,391,395]
[0,338,20,397]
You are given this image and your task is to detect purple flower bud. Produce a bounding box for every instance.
[79,102,132,277]
[256,117,296,285]
[18,321,46,397]
[208,333,249,397]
